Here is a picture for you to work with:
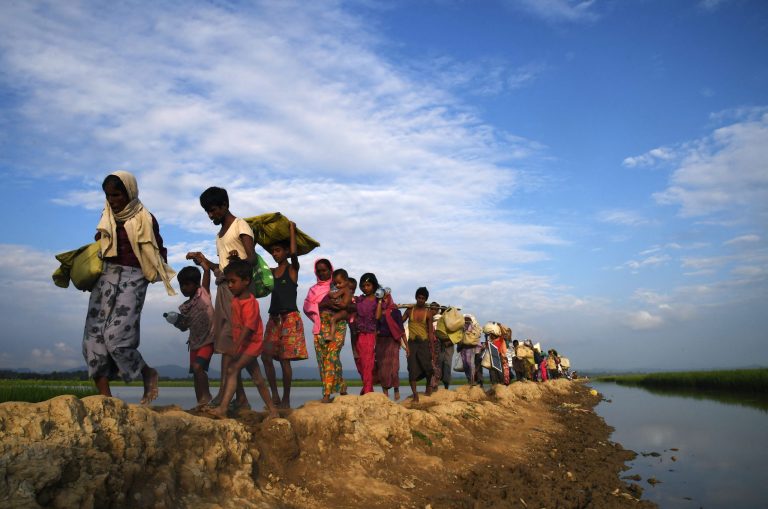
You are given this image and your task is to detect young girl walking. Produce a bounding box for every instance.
[354,273,381,395]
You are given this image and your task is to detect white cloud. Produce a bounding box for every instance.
[626,310,664,330]
[651,111,768,218]
[622,146,676,168]
[724,234,760,246]
[597,209,649,226]
[622,254,671,271]
[506,0,599,23]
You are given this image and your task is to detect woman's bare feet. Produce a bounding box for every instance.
[140,368,159,405]
[321,395,334,404]
[340,383,348,396]
[394,389,401,401]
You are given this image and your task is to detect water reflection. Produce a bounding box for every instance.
[592,382,768,508]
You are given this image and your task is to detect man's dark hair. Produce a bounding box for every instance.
[415,286,429,299]
[200,187,229,210]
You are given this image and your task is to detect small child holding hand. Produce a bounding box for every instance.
[175,265,215,407]
[208,260,278,419]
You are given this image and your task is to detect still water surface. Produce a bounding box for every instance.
[591,382,768,508]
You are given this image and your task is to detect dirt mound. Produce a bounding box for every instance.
[0,381,654,508]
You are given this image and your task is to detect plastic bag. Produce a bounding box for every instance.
[452,353,464,372]
[244,213,320,256]
[481,346,492,369]
[251,252,274,298]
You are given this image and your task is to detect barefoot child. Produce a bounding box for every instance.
[262,221,308,408]
[353,273,381,395]
[401,287,435,402]
[188,186,256,412]
[173,265,215,407]
[208,260,278,419]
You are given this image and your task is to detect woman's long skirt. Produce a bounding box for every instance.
[375,334,400,390]
[82,262,149,382]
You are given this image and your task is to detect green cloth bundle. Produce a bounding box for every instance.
[52,242,103,291]
[244,212,320,256]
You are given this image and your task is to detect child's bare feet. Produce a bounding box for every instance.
[340,383,348,396]
[140,368,159,405]
[321,395,334,403]
[394,388,401,401]
[278,399,291,409]
[205,406,227,419]
[382,388,389,398]
[412,393,420,403]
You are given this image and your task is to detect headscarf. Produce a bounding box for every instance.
[96,170,176,295]
[303,258,333,335]
[380,293,405,341]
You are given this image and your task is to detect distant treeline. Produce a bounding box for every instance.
[597,368,768,393]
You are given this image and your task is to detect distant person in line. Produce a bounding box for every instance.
[207,261,278,420]
[316,267,354,403]
[483,322,510,385]
[401,287,435,402]
[375,291,405,400]
[458,314,483,386]
[547,349,560,380]
[539,352,549,382]
[83,171,175,404]
[188,186,255,413]
[262,221,308,409]
[431,302,453,390]
[354,273,382,395]
[172,265,215,407]
[511,339,527,381]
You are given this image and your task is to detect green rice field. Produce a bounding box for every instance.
[0,380,98,403]
[596,368,768,393]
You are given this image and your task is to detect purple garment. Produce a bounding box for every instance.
[354,295,378,333]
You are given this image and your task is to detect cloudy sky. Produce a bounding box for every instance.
[1,0,766,375]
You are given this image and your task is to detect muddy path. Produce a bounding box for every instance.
[240,380,656,509]
[0,380,653,508]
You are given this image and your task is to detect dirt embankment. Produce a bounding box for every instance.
[0,381,654,509]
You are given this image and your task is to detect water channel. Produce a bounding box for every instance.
[591,381,768,508]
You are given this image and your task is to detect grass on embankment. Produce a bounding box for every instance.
[0,380,97,403]
[597,368,768,393]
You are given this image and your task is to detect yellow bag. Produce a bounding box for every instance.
[436,316,463,344]
[443,307,464,332]
[52,242,103,291]
[546,357,557,370]
[244,213,320,256]
[515,344,534,360]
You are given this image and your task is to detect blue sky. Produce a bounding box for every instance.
[0,0,766,374]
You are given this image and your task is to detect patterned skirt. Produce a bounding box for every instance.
[314,313,346,397]
[82,262,148,382]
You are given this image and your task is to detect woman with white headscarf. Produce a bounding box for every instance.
[82,171,176,404]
